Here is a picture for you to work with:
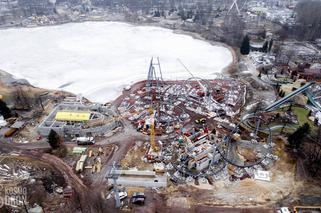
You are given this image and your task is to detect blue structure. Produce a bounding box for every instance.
[264,82,315,112]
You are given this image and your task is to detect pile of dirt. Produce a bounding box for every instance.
[120,141,152,170]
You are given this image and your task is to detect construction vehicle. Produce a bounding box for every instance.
[195,118,206,125]
[293,206,321,213]
[92,158,102,173]
[75,155,87,172]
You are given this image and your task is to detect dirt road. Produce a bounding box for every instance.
[93,120,149,184]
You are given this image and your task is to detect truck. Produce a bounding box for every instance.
[76,136,95,145]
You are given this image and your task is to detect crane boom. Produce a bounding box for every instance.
[149,107,157,151]
[177,58,208,94]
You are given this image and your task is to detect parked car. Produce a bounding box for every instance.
[132,197,145,205]
[131,192,145,205]
[115,191,127,200]
[132,192,145,199]
[277,207,291,213]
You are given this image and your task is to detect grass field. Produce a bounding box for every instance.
[292,106,317,133]
[272,106,317,134]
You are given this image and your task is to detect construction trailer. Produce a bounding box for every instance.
[72,147,87,154]
[76,155,87,172]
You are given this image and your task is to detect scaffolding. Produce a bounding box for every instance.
[146,57,164,101]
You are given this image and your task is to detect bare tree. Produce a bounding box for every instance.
[303,142,321,177]
[302,126,321,177]
[221,14,245,46]
[28,183,47,209]
[12,86,31,110]
[88,190,107,213]
[294,0,321,40]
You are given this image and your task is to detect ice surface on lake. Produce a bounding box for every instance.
[0,22,233,103]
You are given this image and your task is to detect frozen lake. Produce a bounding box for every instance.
[0,22,233,103]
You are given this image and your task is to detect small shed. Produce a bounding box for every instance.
[10,121,26,129]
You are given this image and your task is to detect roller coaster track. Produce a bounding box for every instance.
[217,115,273,168]
[241,112,297,134]
[306,90,321,110]
[264,82,315,112]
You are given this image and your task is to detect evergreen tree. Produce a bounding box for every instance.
[161,10,165,17]
[47,130,60,150]
[262,41,269,53]
[0,99,11,119]
[287,103,293,112]
[268,39,273,52]
[315,118,319,125]
[279,90,285,97]
[308,110,312,116]
[276,83,280,92]
[154,10,160,17]
[240,35,250,55]
[178,6,187,20]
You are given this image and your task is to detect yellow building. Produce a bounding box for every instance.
[55,111,91,122]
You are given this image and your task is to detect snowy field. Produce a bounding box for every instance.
[0,22,233,103]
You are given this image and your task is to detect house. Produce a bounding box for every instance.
[298,68,321,82]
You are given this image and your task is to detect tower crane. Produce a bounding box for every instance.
[149,107,157,152]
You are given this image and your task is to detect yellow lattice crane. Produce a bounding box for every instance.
[148,107,158,152]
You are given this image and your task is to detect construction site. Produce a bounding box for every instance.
[0,0,321,211]
[0,53,321,212]
[117,58,246,134]
[106,57,321,211]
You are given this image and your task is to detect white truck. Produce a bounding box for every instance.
[76,137,95,145]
